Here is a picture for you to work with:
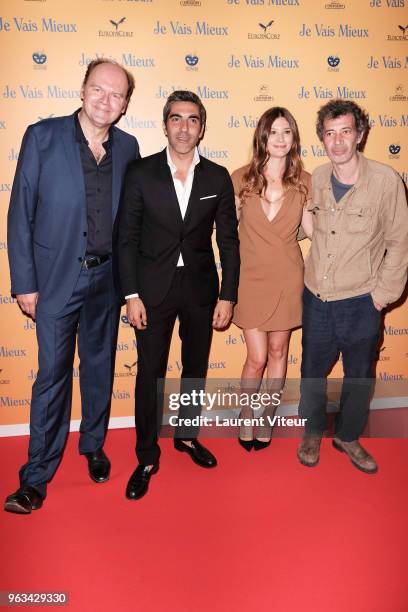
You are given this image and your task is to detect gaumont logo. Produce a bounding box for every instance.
[389,143,401,158]
[185,53,199,70]
[32,51,47,70]
[387,24,408,40]
[99,17,133,37]
[0,17,77,32]
[254,84,274,102]
[324,0,345,8]
[248,20,280,39]
[327,55,340,70]
[390,84,408,102]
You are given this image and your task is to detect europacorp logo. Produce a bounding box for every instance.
[387,24,408,40]
[98,17,133,37]
[248,19,280,39]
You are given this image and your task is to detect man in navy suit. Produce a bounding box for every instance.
[5,59,140,513]
[118,91,239,500]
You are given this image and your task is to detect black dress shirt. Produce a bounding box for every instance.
[75,111,113,256]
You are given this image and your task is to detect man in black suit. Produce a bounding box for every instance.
[118,91,239,500]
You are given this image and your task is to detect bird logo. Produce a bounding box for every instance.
[124,361,137,374]
[259,20,274,32]
[110,17,126,30]
[398,24,408,35]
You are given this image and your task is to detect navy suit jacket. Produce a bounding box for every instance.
[7,113,139,314]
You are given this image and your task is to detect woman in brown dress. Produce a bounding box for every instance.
[231,107,312,451]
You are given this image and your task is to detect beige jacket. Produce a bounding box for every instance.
[305,154,408,306]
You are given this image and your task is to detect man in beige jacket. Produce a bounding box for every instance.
[297,99,408,473]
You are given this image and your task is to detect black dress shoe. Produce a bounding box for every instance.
[126,463,159,500]
[174,439,217,468]
[85,449,111,483]
[4,485,44,514]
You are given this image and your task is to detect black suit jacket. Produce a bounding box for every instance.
[117,149,239,307]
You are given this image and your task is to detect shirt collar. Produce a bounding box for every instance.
[74,109,113,150]
[166,146,200,176]
[319,153,369,192]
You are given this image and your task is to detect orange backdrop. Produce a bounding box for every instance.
[0,0,407,434]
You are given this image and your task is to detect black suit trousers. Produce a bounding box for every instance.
[134,268,215,465]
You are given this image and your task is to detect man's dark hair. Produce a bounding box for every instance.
[316,99,370,150]
[163,90,207,130]
[82,58,135,102]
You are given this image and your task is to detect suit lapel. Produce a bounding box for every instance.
[158,149,183,226]
[111,131,123,221]
[183,158,203,227]
[62,116,86,206]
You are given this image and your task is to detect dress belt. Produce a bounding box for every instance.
[83,254,111,269]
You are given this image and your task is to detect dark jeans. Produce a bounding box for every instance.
[299,288,381,442]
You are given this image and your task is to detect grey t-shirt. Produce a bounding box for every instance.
[331,172,354,203]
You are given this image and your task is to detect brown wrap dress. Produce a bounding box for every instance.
[231,165,311,332]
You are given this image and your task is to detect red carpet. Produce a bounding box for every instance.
[1,430,407,612]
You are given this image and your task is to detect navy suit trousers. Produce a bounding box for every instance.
[19,260,120,497]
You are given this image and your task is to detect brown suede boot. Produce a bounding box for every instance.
[297,436,322,467]
[332,438,378,474]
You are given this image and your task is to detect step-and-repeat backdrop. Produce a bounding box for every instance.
[1,0,407,434]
